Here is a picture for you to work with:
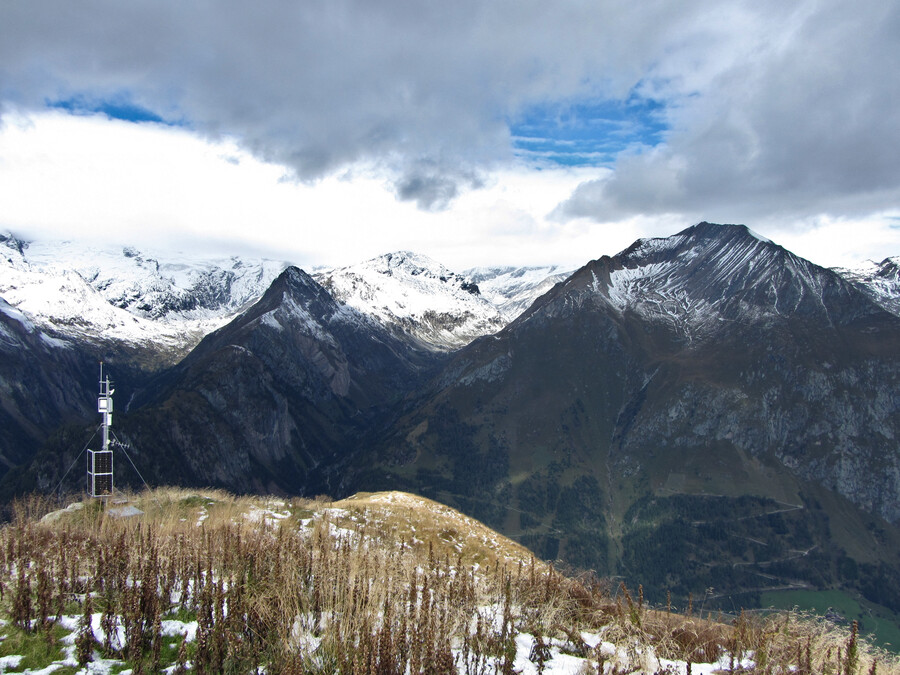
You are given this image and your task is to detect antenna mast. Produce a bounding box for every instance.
[87,363,114,500]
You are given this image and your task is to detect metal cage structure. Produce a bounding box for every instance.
[87,448,113,497]
[88,364,115,499]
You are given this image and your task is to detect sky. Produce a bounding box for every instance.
[1,0,899,271]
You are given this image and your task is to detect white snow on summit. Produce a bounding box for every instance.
[541,223,844,344]
[464,265,576,321]
[833,257,900,316]
[0,232,288,353]
[315,251,507,350]
[1,232,575,356]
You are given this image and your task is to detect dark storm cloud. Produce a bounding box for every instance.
[0,0,648,204]
[0,0,710,206]
[556,0,900,224]
[1,1,897,220]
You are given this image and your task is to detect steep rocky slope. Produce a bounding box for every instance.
[57,267,444,495]
[348,222,900,609]
[0,298,98,475]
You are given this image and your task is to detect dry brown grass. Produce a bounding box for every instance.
[0,486,897,674]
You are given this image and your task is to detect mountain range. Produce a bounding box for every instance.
[2,223,900,617]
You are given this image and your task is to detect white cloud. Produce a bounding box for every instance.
[0,1,754,209]
[763,214,900,270]
[1,1,899,269]
[555,1,900,226]
[0,111,614,269]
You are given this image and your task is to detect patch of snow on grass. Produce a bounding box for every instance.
[161,619,198,642]
[244,504,291,524]
[0,655,24,669]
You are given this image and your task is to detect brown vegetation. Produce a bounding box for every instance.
[0,487,897,673]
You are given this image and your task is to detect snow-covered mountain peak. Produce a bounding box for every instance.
[0,234,290,357]
[837,256,900,281]
[0,232,28,257]
[528,223,875,345]
[1,236,290,322]
[833,256,900,316]
[1,232,573,356]
[355,251,479,292]
[617,222,776,267]
[464,264,577,321]
[315,252,505,350]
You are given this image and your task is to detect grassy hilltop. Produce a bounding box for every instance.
[0,487,896,674]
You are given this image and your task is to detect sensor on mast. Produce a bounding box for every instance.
[88,363,114,498]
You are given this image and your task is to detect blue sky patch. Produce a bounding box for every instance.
[48,92,174,125]
[510,94,668,167]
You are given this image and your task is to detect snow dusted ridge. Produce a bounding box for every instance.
[0,232,288,352]
[1,231,571,356]
[464,264,576,321]
[315,251,508,350]
[833,257,900,316]
[0,295,71,352]
[526,222,876,346]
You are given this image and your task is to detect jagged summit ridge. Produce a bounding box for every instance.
[0,232,289,354]
[244,265,376,352]
[315,251,506,350]
[834,256,900,316]
[0,231,572,356]
[522,222,879,343]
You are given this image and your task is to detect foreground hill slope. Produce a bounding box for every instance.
[0,487,894,674]
[350,222,900,610]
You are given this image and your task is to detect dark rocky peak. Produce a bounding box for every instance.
[514,223,889,340]
[617,221,773,264]
[0,232,29,256]
[270,265,326,297]
[251,266,342,320]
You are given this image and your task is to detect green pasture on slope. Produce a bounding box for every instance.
[761,589,900,652]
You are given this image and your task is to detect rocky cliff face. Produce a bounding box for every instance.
[0,298,97,474]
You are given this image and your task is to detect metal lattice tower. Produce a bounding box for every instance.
[88,363,114,498]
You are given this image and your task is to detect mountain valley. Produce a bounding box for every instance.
[2,223,900,629]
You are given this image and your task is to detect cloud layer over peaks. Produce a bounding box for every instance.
[1,0,898,224]
[556,1,900,224]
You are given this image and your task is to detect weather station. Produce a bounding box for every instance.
[87,364,115,500]
[59,363,151,518]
